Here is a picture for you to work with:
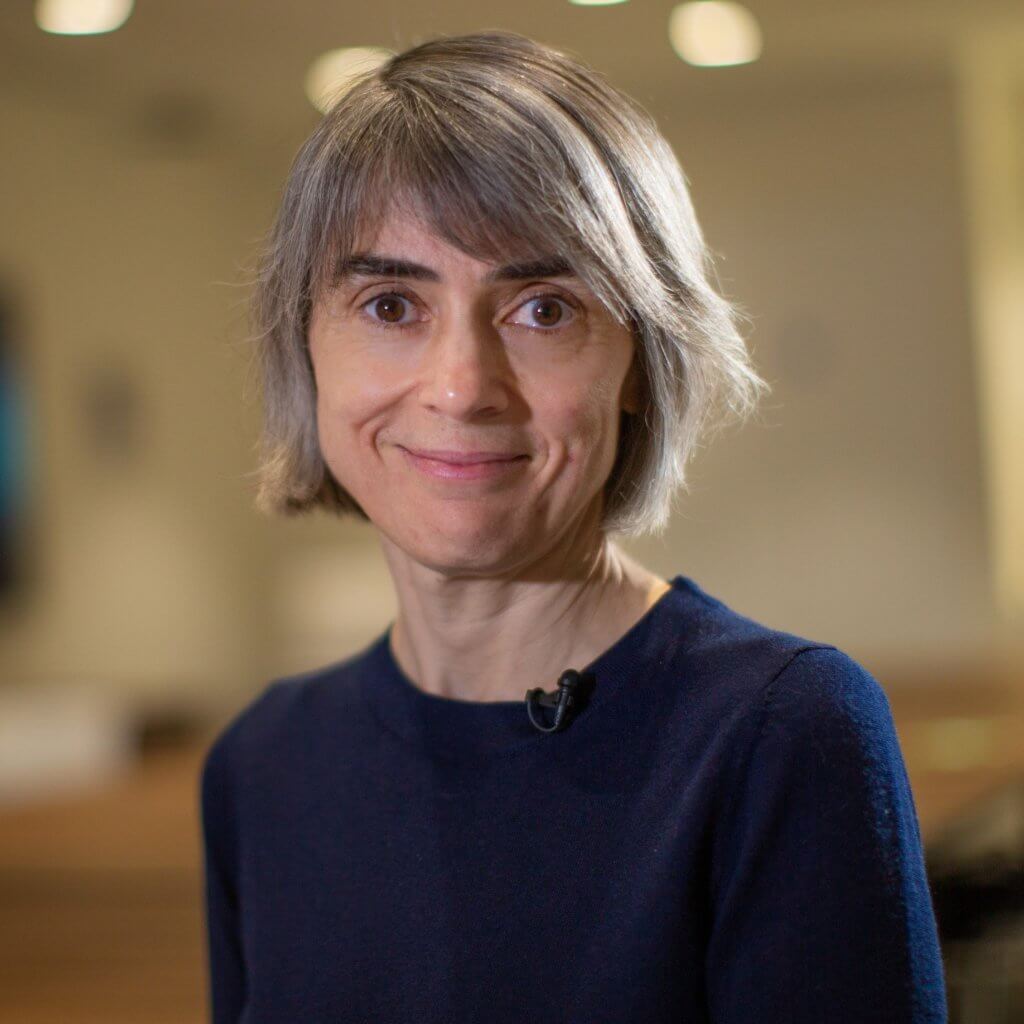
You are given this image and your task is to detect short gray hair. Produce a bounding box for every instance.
[248,30,769,536]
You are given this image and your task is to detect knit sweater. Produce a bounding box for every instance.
[200,574,948,1022]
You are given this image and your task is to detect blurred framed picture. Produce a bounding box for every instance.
[0,282,30,596]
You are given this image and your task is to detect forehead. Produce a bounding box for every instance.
[331,205,577,290]
[355,201,561,267]
[361,212,490,271]
[315,181,627,316]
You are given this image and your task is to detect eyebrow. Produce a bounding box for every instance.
[332,253,575,286]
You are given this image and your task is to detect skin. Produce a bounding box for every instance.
[307,211,671,702]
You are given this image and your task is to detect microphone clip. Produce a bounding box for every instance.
[525,669,584,733]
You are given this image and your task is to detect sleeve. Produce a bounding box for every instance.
[199,734,247,1024]
[705,646,948,1023]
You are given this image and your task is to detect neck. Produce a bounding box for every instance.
[382,521,669,703]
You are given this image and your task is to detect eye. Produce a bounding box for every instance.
[359,291,419,328]
[506,293,577,331]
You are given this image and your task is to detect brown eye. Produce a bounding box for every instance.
[507,293,576,331]
[371,295,407,324]
[531,298,563,327]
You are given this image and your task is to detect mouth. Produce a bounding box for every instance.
[402,448,526,466]
[398,446,529,481]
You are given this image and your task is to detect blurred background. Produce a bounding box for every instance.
[1,1,1023,1021]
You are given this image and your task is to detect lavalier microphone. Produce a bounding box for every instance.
[525,669,584,733]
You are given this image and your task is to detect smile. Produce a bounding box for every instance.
[399,447,529,481]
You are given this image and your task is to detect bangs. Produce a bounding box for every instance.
[308,73,646,323]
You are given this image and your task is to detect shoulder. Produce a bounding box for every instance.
[711,640,910,851]
[759,645,894,738]
[662,576,875,717]
[741,645,903,795]
[199,637,380,788]
[657,577,896,760]
[687,589,917,872]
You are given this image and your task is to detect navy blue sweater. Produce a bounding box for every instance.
[200,574,948,1022]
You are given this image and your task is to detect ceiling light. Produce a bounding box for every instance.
[668,1,762,68]
[305,47,393,114]
[569,0,629,6]
[35,0,134,35]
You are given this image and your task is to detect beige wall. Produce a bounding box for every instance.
[0,61,1016,711]
[0,90,278,703]
[955,28,1024,630]
[629,71,997,668]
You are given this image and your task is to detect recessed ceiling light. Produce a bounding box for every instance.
[35,0,134,35]
[569,0,629,6]
[668,1,762,67]
[305,47,393,114]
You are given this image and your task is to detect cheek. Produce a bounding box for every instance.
[312,363,394,494]
[314,351,396,440]
[539,381,623,474]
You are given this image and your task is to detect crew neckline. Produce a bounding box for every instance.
[357,574,697,761]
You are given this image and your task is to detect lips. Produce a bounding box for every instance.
[402,448,525,465]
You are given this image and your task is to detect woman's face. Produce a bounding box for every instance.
[307,211,639,576]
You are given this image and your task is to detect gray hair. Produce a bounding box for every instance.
[248,29,769,536]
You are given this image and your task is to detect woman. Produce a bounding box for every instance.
[201,30,947,1023]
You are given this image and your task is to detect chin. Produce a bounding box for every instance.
[403,542,524,579]
[383,509,531,577]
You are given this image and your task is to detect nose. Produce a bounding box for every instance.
[418,314,511,420]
